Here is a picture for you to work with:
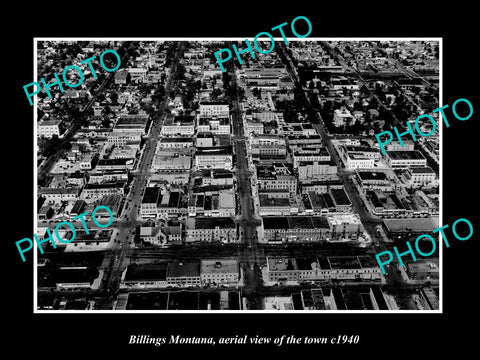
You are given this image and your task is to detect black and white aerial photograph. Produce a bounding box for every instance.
[6,3,479,357]
[33,39,441,312]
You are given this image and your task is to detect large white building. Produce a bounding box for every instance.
[161,115,195,136]
[199,101,229,117]
[38,119,62,138]
[107,132,141,146]
[197,117,230,134]
[266,256,382,283]
[333,107,354,127]
[386,151,427,168]
[185,217,237,243]
[401,166,437,187]
[346,153,375,169]
[195,146,233,170]
[298,161,337,180]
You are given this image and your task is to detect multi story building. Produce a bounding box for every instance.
[292,147,331,168]
[96,158,135,171]
[266,256,382,283]
[158,137,194,149]
[195,146,233,170]
[261,216,331,243]
[384,139,415,151]
[297,161,337,180]
[161,115,195,136]
[386,151,427,168]
[256,163,297,195]
[333,107,354,127]
[200,259,239,285]
[113,115,148,135]
[250,133,286,147]
[199,101,229,117]
[185,217,236,243]
[38,119,63,138]
[140,187,161,218]
[401,166,437,188]
[107,132,142,146]
[197,117,230,134]
[345,152,375,169]
[166,261,201,287]
[81,181,126,201]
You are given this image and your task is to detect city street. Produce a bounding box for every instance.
[95,43,186,308]
[229,61,263,307]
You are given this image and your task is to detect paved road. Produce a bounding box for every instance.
[229,61,263,305]
[278,43,413,294]
[95,43,186,309]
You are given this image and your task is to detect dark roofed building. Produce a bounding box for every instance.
[123,263,168,288]
[166,261,201,286]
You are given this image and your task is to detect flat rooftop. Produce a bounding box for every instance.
[330,188,351,206]
[386,150,426,160]
[167,261,201,278]
[262,216,330,230]
[142,187,161,204]
[160,137,194,143]
[124,263,168,282]
[383,218,437,233]
[200,259,239,274]
[410,166,435,174]
[193,217,236,229]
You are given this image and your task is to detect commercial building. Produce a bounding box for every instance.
[292,147,331,168]
[355,170,392,191]
[185,217,236,243]
[345,152,375,169]
[107,132,142,146]
[266,255,382,283]
[189,191,235,217]
[405,259,439,282]
[153,155,192,171]
[384,139,415,151]
[329,188,352,212]
[158,137,194,149]
[261,216,331,243]
[297,160,337,180]
[197,117,230,134]
[38,187,80,203]
[166,261,201,287]
[113,115,148,135]
[245,121,264,134]
[199,101,229,117]
[386,150,427,168]
[195,146,233,170]
[96,158,135,171]
[258,194,298,216]
[161,115,195,136]
[140,187,162,218]
[38,119,63,138]
[401,166,437,188]
[200,259,240,285]
[328,214,363,241]
[256,163,297,195]
[383,218,438,240]
[333,107,354,127]
[81,181,126,201]
[250,133,286,147]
